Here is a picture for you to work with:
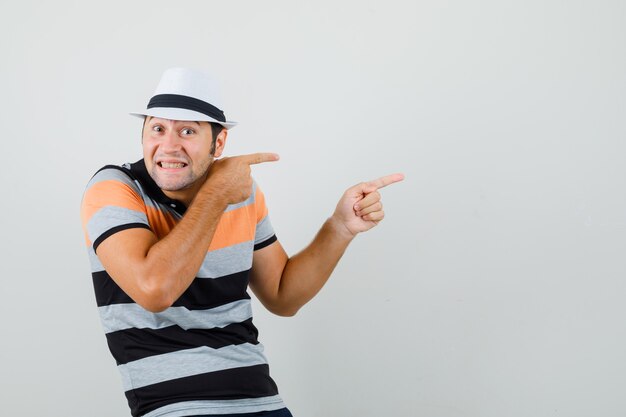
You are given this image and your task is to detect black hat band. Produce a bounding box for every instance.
[147,94,226,122]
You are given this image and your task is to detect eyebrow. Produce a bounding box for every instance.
[146,117,201,127]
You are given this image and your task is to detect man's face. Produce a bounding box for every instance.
[142,117,223,192]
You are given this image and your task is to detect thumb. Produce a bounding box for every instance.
[349,182,377,196]
[361,183,378,194]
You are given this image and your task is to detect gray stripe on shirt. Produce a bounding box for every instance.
[98,299,253,334]
[196,240,254,278]
[90,241,253,277]
[255,215,274,244]
[86,168,137,190]
[141,396,285,417]
[118,343,269,391]
[88,247,104,272]
[87,206,149,244]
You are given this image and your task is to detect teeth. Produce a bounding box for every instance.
[161,162,185,169]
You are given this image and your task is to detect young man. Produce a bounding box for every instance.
[80,68,403,417]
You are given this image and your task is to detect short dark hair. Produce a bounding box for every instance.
[208,122,224,155]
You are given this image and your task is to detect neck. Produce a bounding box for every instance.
[162,189,194,207]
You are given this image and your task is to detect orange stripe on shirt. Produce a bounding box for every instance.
[135,201,256,251]
[80,180,147,245]
[208,203,257,251]
[82,180,263,252]
[145,206,177,240]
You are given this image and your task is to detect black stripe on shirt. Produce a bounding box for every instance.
[107,318,260,365]
[254,234,277,251]
[92,269,251,309]
[93,223,151,252]
[126,364,279,417]
[92,270,134,305]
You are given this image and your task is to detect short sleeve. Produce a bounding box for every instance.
[253,182,277,250]
[80,167,151,252]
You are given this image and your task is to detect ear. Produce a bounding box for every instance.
[213,128,228,158]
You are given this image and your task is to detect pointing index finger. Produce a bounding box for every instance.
[366,173,405,190]
[239,153,280,165]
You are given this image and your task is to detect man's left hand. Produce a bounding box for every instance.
[331,173,404,238]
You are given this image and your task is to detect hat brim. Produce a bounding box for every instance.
[130,107,237,129]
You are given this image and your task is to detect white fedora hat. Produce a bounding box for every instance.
[130,67,237,129]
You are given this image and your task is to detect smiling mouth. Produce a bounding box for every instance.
[158,162,188,169]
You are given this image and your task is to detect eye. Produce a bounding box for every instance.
[152,125,163,132]
[181,128,195,135]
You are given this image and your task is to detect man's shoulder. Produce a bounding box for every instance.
[81,162,149,222]
[81,163,147,209]
[85,163,137,190]
[80,162,151,249]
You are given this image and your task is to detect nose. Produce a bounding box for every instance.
[161,129,183,152]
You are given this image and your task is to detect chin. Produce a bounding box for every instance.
[157,179,195,192]
[151,173,191,191]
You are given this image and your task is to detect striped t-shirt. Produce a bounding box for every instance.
[80,159,286,417]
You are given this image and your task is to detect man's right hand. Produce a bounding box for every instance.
[203,153,280,205]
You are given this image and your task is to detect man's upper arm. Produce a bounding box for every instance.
[248,182,288,311]
[80,168,158,306]
[249,239,288,312]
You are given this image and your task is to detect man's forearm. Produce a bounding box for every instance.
[275,216,355,315]
[141,189,227,306]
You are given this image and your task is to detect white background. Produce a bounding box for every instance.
[1,1,625,416]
